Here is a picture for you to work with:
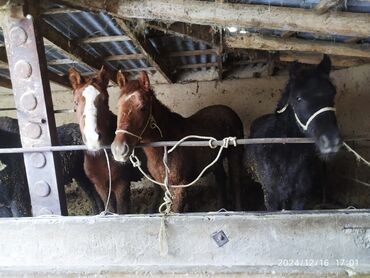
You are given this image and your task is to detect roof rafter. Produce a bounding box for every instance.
[314,0,344,14]
[113,17,172,83]
[40,22,117,83]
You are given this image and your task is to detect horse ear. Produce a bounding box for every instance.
[139,71,150,92]
[317,54,331,76]
[97,65,110,88]
[68,68,82,90]
[289,61,301,80]
[116,70,127,89]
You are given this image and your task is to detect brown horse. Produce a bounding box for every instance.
[69,66,141,214]
[111,71,244,212]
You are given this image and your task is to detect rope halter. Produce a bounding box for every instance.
[277,103,336,131]
[115,98,163,141]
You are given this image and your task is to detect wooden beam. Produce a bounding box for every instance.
[168,49,217,57]
[279,52,370,68]
[78,35,131,44]
[217,28,223,80]
[40,23,116,83]
[314,0,343,14]
[113,18,172,83]
[53,0,370,38]
[225,34,370,59]
[281,31,296,38]
[104,53,146,61]
[146,22,215,47]
[0,76,12,89]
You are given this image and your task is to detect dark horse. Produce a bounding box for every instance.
[247,55,342,210]
[0,128,29,217]
[69,67,142,214]
[111,71,244,212]
[0,116,103,216]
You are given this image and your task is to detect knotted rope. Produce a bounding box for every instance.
[129,135,237,256]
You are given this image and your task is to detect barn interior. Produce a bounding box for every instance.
[0,0,369,276]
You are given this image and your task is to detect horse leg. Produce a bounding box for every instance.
[149,184,163,213]
[94,183,115,213]
[76,175,104,214]
[171,187,186,213]
[227,147,243,211]
[214,162,227,209]
[114,181,131,214]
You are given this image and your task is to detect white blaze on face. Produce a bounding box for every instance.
[82,85,100,150]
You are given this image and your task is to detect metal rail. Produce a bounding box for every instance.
[0,137,368,154]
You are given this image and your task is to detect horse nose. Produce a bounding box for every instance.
[319,134,342,154]
[319,135,330,149]
[97,132,101,141]
[111,141,130,162]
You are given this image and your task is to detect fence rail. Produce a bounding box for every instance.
[0,137,368,154]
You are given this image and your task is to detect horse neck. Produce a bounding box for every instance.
[141,97,183,164]
[100,109,117,145]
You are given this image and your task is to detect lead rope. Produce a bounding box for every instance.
[158,146,172,256]
[343,142,370,167]
[102,148,113,215]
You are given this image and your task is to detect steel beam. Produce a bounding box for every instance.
[2,2,67,216]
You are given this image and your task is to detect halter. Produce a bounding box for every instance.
[277,103,336,131]
[115,98,163,141]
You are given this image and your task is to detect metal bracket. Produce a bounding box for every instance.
[211,230,229,247]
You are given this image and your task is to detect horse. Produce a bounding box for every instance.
[68,66,143,214]
[111,71,245,212]
[0,117,103,216]
[247,55,342,211]
[0,128,30,217]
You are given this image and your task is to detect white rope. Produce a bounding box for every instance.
[343,142,370,167]
[102,148,113,215]
[129,135,237,189]
[158,146,172,257]
[115,129,142,140]
[295,107,336,131]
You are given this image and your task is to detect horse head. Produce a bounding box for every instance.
[276,55,342,155]
[68,66,111,151]
[112,71,156,162]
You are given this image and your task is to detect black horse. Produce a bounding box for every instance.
[0,117,103,217]
[247,55,342,210]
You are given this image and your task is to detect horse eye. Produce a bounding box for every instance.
[296,97,302,102]
[140,106,148,112]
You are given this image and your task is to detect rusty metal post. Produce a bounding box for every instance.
[2,1,67,215]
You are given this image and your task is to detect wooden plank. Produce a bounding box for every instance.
[279,52,370,67]
[225,34,370,58]
[40,23,116,83]
[42,8,81,15]
[113,18,172,83]
[146,22,215,47]
[53,0,370,38]
[177,62,218,69]
[168,49,217,57]
[47,59,75,65]
[314,0,344,14]
[78,35,131,44]
[104,53,146,61]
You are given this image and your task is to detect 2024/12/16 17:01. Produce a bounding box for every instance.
[278,259,359,267]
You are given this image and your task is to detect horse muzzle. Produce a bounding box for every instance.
[111,141,132,162]
[318,134,343,154]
